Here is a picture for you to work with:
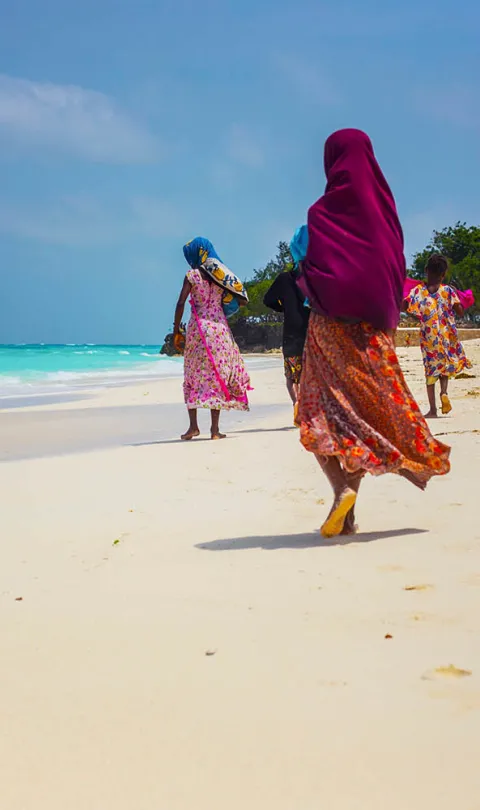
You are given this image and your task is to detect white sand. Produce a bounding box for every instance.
[1,342,480,809]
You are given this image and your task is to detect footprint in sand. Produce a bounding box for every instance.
[404,584,434,591]
[422,664,472,681]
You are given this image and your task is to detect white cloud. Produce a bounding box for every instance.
[0,194,183,246]
[226,124,264,168]
[0,74,160,163]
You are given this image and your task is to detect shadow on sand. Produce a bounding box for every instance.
[129,425,296,448]
[196,527,427,551]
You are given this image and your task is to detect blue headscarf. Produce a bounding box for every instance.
[182,236,248,319]
[290,225,310,309]
[183,237,222,268]
[289,225,308,267]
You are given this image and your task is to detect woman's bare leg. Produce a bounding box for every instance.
[291,382,301,426]
[211,409,226,440]
[181,409,200,440]
[424,383,437,418]
[286,377,296,405]
[315,455,358,538]
[342,471,364,534]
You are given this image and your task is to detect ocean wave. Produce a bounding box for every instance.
[0,357,182,392]
[118,350,130,355]
[40,360,182,386]
[0,375,22,385]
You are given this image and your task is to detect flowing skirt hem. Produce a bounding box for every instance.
[300,425,450,482]
[298,313,451,484]
[185,397,249,411]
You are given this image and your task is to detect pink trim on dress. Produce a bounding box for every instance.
[190,295,251,404]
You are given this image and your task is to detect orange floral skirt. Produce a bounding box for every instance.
[298,314,450,482]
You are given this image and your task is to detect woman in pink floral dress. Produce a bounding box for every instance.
[173,237,251,440]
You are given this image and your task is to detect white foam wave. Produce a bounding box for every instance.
[0,375,22,386]
[0,358,183,399]
[43,360,179,383]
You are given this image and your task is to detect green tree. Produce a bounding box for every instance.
[410,222,480,311]
[248,241,293,283]
[240,241,294,322]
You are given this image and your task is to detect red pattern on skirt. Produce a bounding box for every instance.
[298,313,450,482]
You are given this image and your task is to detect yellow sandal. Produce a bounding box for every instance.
[441,394,452,415]
[293,401,300,428]
[320,489,357,538]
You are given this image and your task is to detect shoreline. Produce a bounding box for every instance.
[0,354,281,411]
[0,361,289,462]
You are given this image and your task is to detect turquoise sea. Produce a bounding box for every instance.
[0,344,183,401]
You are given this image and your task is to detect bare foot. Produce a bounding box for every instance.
[398,468,427,491]
[423,410,438,419]
[181,428,200,441]
[320,488,357,538]
[211,432,226,440]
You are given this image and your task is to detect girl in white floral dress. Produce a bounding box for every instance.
[173,238,251,440]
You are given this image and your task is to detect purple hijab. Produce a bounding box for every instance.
[299,129,406,331]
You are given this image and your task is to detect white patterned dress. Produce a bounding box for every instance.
[183,269,251,410]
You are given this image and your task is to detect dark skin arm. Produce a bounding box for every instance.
[174,276,192,338]
[453,302,464,318]
[401,298,409,312]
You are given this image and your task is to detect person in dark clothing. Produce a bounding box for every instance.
[263,227,310,414]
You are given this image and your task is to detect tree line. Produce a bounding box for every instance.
[237,222,480,322]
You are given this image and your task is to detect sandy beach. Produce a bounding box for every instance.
[1,341,480,810]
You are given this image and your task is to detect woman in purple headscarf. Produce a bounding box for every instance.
[297,129,450,538]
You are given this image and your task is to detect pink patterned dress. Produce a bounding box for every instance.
[183,269,251,410]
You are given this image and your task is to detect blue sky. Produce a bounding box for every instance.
[1,0,479,344]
